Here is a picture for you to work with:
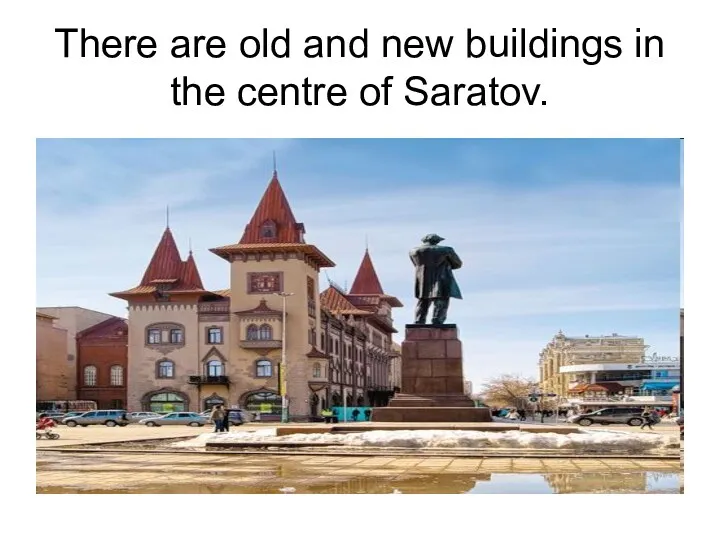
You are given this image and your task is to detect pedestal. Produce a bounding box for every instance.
[372,324,492,422]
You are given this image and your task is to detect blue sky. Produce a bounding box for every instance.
[36,139,682,388]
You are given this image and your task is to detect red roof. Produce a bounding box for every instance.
[140,228,183,285]
[239,172,306,244]
[349,249,384,295]
[320,286,372,316]
[110,227,207,299]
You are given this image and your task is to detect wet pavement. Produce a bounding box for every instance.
[36,450,682,494]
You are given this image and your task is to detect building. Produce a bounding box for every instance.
[36,306,117,398]
[36,312,72,401]
[110,171,402,418]
[389,342,402,391]
[76,317,129,409]
[538,330,647,399]
[463,380,473,396]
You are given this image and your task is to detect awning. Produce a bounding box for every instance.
[640,381,679,391]
[567,382,625,394]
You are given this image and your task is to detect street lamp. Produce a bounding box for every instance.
[275,292,294,423]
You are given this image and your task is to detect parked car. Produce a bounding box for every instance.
[676,415,684,440]
[126,412,163,423]
[569,407,658,427]
[139,412,207,427]
[63,410,130,427]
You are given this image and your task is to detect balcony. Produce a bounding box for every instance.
[239,339,282,350]
[188,375,230,386]
[198,302,230,314]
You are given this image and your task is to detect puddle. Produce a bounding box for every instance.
[36,451,681,494]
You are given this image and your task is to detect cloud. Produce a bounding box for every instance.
[36,140,680,383]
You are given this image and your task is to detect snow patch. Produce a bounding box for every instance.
[173,428,674,452]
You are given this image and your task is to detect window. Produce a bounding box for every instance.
[84,366,97,386]
[259,324,273,340]
[148,392,187,413]
[110,365,124,386]
[312,362,321,378]
[245,390,282,415]
[256,359,272,378]
[260,219,277,239]
[247,324,259,340]
[170,329,183,343]
[207,327,223,344]
[110,399,124,409]
[157,359,175,379]
[207,359,224,377]
[147,328,161,344]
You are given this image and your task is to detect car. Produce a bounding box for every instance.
[676,415,684,440]
[62,410,130,427]
[569,407,658,427]
[139,412,207,427]
[126,412,163,423]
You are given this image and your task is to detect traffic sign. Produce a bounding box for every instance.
[529,397,538,402]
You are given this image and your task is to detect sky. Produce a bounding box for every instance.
[36,138,682,389]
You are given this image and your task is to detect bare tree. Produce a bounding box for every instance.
[480,374,537,408]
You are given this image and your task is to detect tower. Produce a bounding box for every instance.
[110,226,228,412]
[210,171,335,418]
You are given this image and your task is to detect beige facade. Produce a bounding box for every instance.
[36,313,73,401]
[389,342,402,390]
[36,306,115,397]
[112,171,401,417]
[538,331,647,398]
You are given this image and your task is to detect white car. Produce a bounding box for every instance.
[139,412,207,427]
[126,412,163,423]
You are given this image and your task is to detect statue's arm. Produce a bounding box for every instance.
[448,248,463,269]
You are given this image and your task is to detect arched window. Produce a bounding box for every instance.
[259,324,273,340]
[255,359,272,378]
[246,324,259,340]
[312,362,321,378]
[110,365,124,386]
[244,390,281,415]
[260,219,277,239]
[148,392,187,413]
[84,365,97,386]
[207,359,224,377]
[157,359,175,379]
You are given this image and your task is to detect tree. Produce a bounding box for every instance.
[479,374,537,409]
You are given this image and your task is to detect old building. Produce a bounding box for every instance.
[76,317,129,409]
[111,171,401,418]
[36,306,117,398]
[36,312,72,401]
[538,330,647,399]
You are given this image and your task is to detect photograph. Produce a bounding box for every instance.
[35,138,683,494]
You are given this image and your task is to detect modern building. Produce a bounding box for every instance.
[76,317,129,409]
[110,171,402,418]
[36,306,117,398]
[36,312,73,401]
[538,330,647,399]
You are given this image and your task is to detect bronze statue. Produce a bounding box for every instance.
[410,234,462,325]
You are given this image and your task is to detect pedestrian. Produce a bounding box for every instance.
[209,405,225,433]
[221,406,230,432]
[351,408,360,421]
[640,406,654,430]
[321,407,333,424]
[518,408,526,421]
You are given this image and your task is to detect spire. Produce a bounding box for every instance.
[166,205,170,229]
[140,227,183,285]
[179,250,204,290]
[349,249,384,295]
[239,172,306,244]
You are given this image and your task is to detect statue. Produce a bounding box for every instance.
[410,234,462,325]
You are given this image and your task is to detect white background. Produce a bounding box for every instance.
[2,0,713,536]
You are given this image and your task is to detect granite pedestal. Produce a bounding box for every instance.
[372,324,492,422]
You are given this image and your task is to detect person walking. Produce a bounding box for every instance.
[209,405,225,433]
[221,406,230,432]
[640,407,655,430]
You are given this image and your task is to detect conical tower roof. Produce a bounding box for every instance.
[349,249,384,295]
[140,227,183,285]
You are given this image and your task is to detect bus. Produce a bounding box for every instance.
[36,400,97,413]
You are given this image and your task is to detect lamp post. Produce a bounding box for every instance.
[275,292,294,423]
